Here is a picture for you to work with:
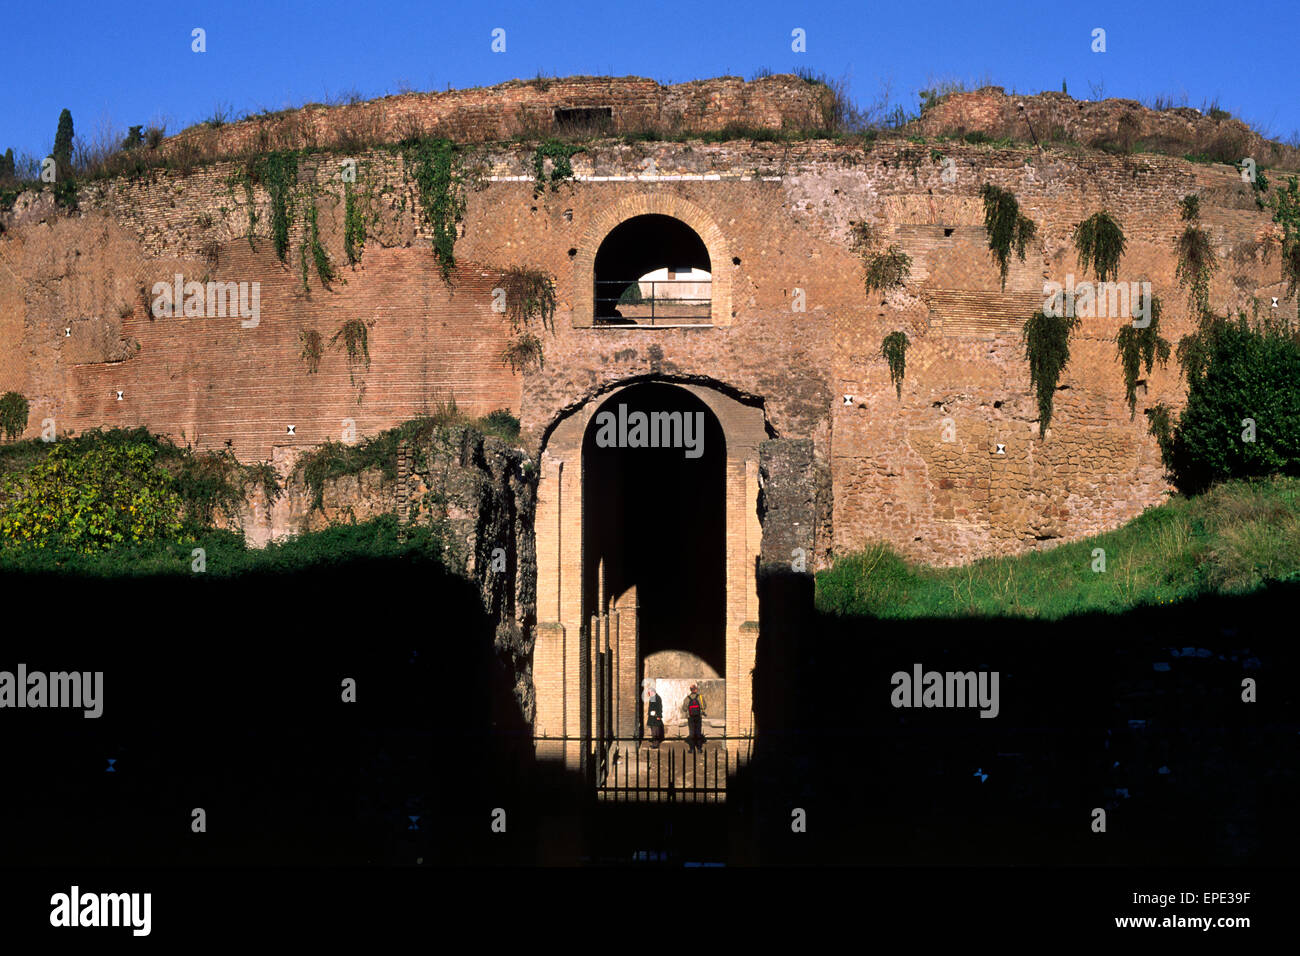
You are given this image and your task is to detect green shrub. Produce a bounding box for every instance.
[479,409,521,442]
[0,392,29,440]
[0,441,185,552]
[1153,314,1300,494]
[863,246,912,294]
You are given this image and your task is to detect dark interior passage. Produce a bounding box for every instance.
[582,383,726,675]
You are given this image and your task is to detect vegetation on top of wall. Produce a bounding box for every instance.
[297,405,521,511]
[1073,210,1126,282]
[979,184,1037,290]
[881,331,909,399]
[532,139,582,196]
[405,138,465,282]
[1114,293,1171,419]
[1149,310,1300,494]
[816,475,1300,619]
[1022,309,1081,433]
[0,392,29,441]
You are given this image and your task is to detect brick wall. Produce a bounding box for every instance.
[161,75,831,159]
[2,128,1295,567]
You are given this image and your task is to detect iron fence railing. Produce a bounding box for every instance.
[595,279,712,326]
[530,734,753,803]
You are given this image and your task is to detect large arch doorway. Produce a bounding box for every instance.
[583,383,726,754]
[532,380,767,778]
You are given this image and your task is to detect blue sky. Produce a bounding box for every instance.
[3,0,1298,159]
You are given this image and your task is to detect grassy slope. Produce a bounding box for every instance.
[816,476,1300,620]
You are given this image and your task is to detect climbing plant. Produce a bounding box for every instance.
[299,328,324,374]
[881,331,909,399]
[331,319,370,385]
[406,138,465,282]
[1270,174,1300,298]
[259,151,298,263]
[1114,292,1172,419]
[306,202,335,286]
[980,184,1037,290]
[502,332,545,373]
[532,139,581,196]
[501,267,557,333]
[1073,211,1126,282]
[498,268,556,373]
[0,391,29,440]
[863,246,912,294]
[1022,309,1081,433]
[343,181,365,265]
[1178,194,1200,222]
[1175,222,1217,317]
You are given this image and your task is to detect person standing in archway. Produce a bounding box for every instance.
[682,684,707,753]
[646,687,665,749]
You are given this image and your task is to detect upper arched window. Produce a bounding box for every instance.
[593,215,712,327]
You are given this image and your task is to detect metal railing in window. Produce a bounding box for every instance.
[594,279,713,327]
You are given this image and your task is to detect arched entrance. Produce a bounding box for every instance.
[532,380,766,777]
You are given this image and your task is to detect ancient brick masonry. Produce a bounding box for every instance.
[1,80,1295,570]
[162,75,832,158]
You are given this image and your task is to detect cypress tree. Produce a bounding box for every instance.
[52,108,74,177]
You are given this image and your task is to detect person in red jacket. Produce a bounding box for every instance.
[681,684,707,754]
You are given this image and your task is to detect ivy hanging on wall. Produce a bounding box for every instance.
[1174,202,1217,318]
[331,319,371,386]
[343,181,365,265]
[299,328,324,374]
[1114,291,1171,419]
[406,138,465,283]
[881,331,909,399]
[980,184,1037,290]
[1073,211,1126,282]
[261,151,298,263]
[499,267,557,372]
[532,139,581,197]
[1022,309,1081,433]
[305,202,335,287]
[1270,175,1300,298]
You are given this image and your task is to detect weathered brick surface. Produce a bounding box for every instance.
[912,87,1300,171]
[161,75,830,158]
[2,86,1296,568]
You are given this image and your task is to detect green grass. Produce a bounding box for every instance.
[0,514,443,578]
[816,476,1300,619]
